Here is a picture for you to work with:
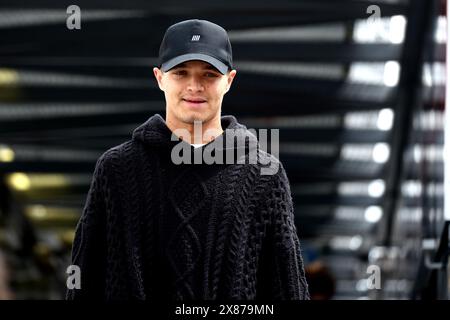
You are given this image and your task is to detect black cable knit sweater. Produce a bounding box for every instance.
[66,114,309,300]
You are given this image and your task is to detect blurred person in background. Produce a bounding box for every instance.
[0,250,14,300]
[305,261,336,300]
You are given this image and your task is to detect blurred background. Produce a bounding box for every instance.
[0,0,448,300]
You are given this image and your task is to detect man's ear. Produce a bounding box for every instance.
[153,67,164,91]
[225,69,237,93]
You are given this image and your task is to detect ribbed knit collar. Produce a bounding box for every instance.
[132,113,258,152]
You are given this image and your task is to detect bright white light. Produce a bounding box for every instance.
[377,108,394,131]
[383,61,400,87]
[356,279,369,292]
[368,246,385,262]
[349,235,363,250]
[368,180,385,197]
[423,64,433,86]
[0,68,19,86]
[7,172,30,191]
[402,181,422,197]
[330,236,350,250]
[353,19,378,43]
[32,205,47,219]
[0,145,14,162]
[435,16,447,43]
[389,15,406,44]
[372,143,390,163]
[348,63,385,84]
[413,145,422,163]
[364,206,383,223]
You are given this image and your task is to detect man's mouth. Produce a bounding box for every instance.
[182,98,206,104]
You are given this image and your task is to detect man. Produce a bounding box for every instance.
[66,19,309,300]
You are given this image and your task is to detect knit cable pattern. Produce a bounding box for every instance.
[66,114,309,300]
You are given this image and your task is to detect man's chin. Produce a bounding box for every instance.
[179,112,210,124]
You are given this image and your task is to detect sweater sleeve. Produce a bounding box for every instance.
[256,163,310,300]
[66,153,109,300]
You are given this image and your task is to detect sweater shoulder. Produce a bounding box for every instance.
[99,140,139,163]
[253,148,286,180]
[93,140,139,173]
[253,150,291,203]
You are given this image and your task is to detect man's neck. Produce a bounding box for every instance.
[165,113,224,144]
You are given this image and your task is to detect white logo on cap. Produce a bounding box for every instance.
[191,35,201,41]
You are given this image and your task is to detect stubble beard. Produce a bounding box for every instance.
[174,102,219,125]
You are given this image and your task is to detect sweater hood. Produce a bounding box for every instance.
[132,113,259,152]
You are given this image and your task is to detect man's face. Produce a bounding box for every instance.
[153,60,236,124]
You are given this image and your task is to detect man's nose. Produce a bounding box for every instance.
[187,76,204,91]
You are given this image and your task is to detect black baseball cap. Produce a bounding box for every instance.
[158,19,233,75]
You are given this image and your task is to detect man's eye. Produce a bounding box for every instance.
[174,70,186,76]
[205,72,218,78]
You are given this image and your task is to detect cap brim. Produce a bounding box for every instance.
[161,53,229,74]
